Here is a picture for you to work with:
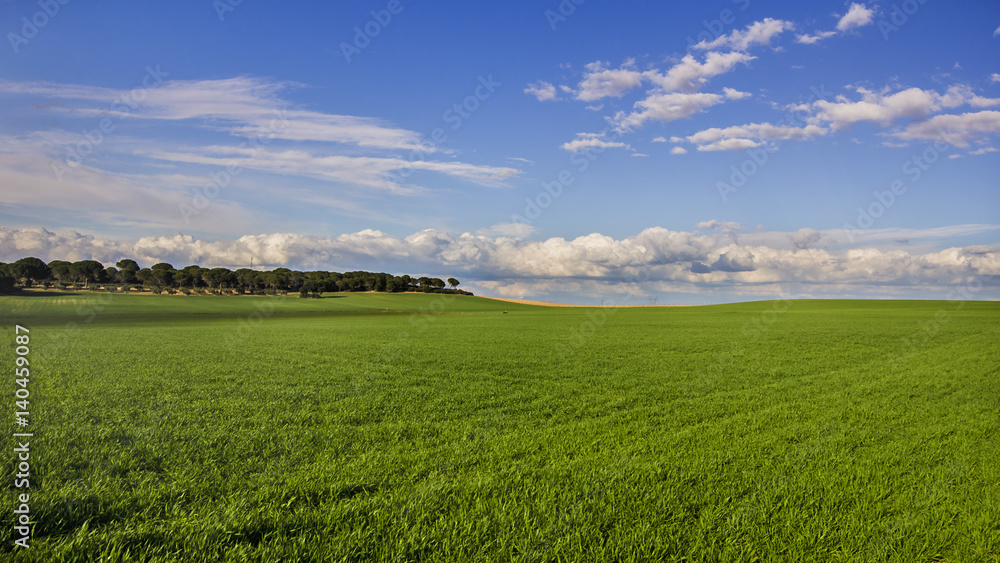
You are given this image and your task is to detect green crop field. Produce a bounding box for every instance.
[1,293,998,562]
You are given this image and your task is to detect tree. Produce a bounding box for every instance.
[447,278,460,291]
[299,281,321,298]
[0,268,16,294]
[10,257,51,287]
[180,266,207,288]
[135,268,153,286]
[115,259,140,284]
[48,260,73,283]
[69,260,107,288]
[173,269,195,288]
[116,259,140,272]
[151,262,174,271]
[203,268,236,293]
[431,278,446,292]
[151,267,175,287]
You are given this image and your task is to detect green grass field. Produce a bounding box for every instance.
[1,293,998,561]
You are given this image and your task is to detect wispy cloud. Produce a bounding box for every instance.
[560,132,629,152]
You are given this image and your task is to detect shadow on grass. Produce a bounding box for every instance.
[8,290,85,297]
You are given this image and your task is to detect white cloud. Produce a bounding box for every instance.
[837,3,875,32]
[575,61,644,101]
[811,85,1000,130]
[614,92,725,131]
[670,146,688,155]
[646,51,755,93]
[796,31,836,44]
[3,225,996,300]
[0,76,523,208]
[560,133,629,153]
[694,18,794,51]
[892,110,1000,147]
[814,87,939,128]
[525,81,558,101]
[0,77,431,152]
[140,146,518,192]
[994,25,1000,37]
[971,147,998,155]
[651,136,668,143]
[796,4,874,45]
[698,138,762,151]
[697,220,745,232]
[679,122,828,151]
[991,73,1000,83]
[723,87,752,100]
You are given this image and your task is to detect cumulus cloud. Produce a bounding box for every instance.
[891,110,1000,147]
[5,225,996,301]
[723,87,752,100]
[811,85,1000,131]
[836,3,875,32]
[574,61,644,101]
[525,81,558,101]
[614,92,726,131]
[646,51,755,93]
[991,73,1000,83]
[670,146,688,155]
[693,18,794,51]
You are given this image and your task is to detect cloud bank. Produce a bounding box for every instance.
[2,225,996,302]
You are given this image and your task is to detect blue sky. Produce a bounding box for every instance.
[0,0,998,303]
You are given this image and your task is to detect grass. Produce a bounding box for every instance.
[1,294,998,561]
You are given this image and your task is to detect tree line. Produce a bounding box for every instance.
[0,257,471,297]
